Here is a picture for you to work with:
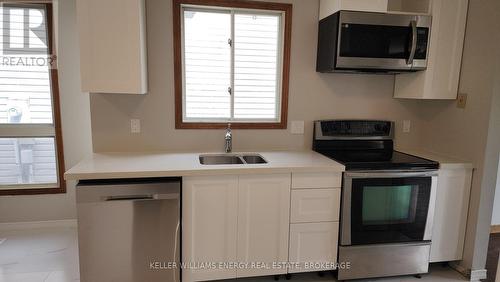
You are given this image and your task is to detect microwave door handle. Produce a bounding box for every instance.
[407,20,417,65]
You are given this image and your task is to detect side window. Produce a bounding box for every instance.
[0,3,65,195]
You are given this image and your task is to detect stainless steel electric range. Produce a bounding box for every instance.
[313,120,439,281]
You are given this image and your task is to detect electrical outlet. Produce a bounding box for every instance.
[403,120,411,133]
[130,119,141,134]
[457,93,468,109]
[290,121,305,135]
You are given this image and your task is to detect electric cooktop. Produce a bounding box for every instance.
[312,120,439,171]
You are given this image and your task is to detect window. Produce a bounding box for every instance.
[0,3,65,195]
[173,0,292,129]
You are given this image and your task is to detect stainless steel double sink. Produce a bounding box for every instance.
[199,154,268,165]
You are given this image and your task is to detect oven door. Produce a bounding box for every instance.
[340,170,437,246]
[336,11,431,71]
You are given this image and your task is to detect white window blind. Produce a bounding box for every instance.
[0,4,59,189]
[182,6,284,123]
[183,10,231,119]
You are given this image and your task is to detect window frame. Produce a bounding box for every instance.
[0,2,66,196]
[173,0,292,129]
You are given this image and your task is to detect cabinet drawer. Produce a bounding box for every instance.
[292,172,341,189]
[291,189,340,223]
[289,222,339,273]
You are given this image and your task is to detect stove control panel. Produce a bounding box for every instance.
[314,120,393,140]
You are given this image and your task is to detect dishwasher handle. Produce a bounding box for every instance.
[103,193,179,202]
[105,195,154,201]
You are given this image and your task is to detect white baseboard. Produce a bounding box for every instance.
[0,219,77,232]
[469,269,487,282]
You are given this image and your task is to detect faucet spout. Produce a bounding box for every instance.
[225,123,232,153]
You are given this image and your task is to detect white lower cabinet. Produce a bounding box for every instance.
[430,167,473,262]
[288,173,341,274]
[182,176,239,282]
[237,174,291,277]
[289,222,339,273]
[182,174,291,282]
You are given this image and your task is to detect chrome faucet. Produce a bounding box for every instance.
[225,123,232,153]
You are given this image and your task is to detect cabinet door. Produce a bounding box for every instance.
[182,176,238,282]
[430,168,472,262]
[394,0,469,99]
[319,0,388,20]
[76,0,147,94]
[289,222,339,273]
[237,174,291,277]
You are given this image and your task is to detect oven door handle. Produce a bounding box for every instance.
[345,171,438,179]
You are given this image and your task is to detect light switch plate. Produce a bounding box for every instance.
[291,121,305,135]
[131,119,141,133]
[403,120,411,133]
[457,93,468,109]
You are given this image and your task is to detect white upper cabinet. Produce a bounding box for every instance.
[394,0,469,99]
[76,0,148,94]
[319,0,388,20]
[319,0,432,20]
[387,0,431,14]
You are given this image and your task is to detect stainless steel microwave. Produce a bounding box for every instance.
[316,11,432,73]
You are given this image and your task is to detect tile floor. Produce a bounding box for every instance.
[0,226,470,282]
[0,226,79,282]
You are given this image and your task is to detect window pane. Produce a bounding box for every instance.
[0,6,54,124]
[234,13,280,120]
[184,10,231,119]
[0,137,57,187]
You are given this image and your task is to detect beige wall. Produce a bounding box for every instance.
[0,0,93,223]
[409,0,500,273]
[89,0,425,153]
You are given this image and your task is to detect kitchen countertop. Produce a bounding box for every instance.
[64,150,345,181]
[397,147,474,170]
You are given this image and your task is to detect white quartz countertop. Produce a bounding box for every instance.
[64,150,345,181]
[396,147,474,170]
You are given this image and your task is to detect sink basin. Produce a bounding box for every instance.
[199,154,268,165]
[199,155,244,165]
[242,155,267,164]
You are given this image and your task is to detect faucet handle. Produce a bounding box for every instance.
[227,123,231,130]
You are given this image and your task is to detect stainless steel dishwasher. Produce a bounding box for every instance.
[76,178,180,282]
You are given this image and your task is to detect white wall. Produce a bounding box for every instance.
[0,0,92,223]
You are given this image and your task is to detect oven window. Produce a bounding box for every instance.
[350,177,431,245]
[362,185,416,225]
